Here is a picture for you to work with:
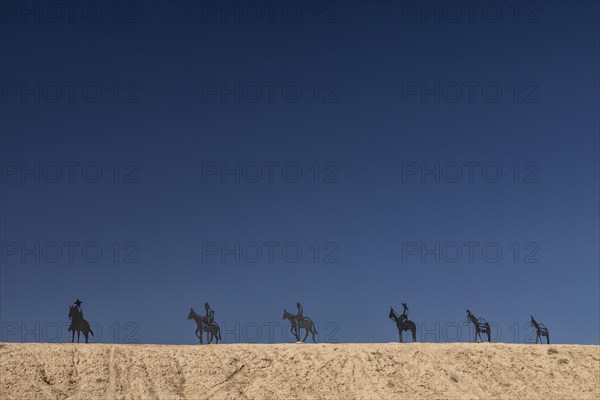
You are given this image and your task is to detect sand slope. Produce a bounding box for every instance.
[1,342,598,399]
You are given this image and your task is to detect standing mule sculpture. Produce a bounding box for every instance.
[466,309,491,343]
[187,308,221,344]
[388,307,417,342]
[530,316,550,344]
[282,309,317,343]
[68,305,94,343]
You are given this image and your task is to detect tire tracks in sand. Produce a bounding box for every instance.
[104,346,117,400]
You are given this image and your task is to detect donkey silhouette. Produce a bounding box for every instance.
[466,309,491,343]
[282,309,317,343]
[530,315,550,344]
[389,306,417,342]
[187,308,221,344]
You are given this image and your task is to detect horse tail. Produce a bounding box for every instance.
[89,328,94,337]
[312,319,317,335]
[217,323,221,340]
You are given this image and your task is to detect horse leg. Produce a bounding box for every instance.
[311,327,316,343]
[71,330,74,343]
[303,328,309,343]
[412,326,417,342]
[546,333,550,345]
[290,326,297,341]
[84,331,89,343]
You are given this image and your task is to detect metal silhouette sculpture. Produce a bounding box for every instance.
[466,309,491,343]
[530,315,550,344]
[187,305,221,344]
[68,299,94,343]
[282,302,317,343]
[389,306,417,342]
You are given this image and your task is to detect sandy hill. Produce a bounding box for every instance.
[0,342,598,399]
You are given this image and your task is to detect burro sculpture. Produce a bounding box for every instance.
[389,305,417,342]
[530,315,550,344]
[282,302,317,343]
[466,309,491,343]
[187,302,221,344]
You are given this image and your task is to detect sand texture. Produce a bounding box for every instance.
[1,342,598,399]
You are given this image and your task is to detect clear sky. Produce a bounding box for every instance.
[1,0,598,345]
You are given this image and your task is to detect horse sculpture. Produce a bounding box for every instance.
[282,309,317,343]
[187,308,221,344]
[466,309,491,343]
[68,305,94,343]
[530,315,550,344]
[388,306,417,342]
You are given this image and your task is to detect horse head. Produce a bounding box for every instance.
[388,307,396,320]
[530,315,538,328]
[466,309,474,321]
[187,308,195,320]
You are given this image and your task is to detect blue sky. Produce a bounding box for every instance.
[1,0,598,345]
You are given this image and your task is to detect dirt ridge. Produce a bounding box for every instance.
[1,342,598,400]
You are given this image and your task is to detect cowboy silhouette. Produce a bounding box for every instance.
[74,299,83,317]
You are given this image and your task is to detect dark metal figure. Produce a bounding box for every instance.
[466,309,492,343]
[68,301,94,343]
[74,299,83,316]
[296,302,304,323]
[205,303,214,325]
[389,306,417,342]
[530,315,550,344]
[282,303,317,343]
[187,307,221,344]
[401,303,409,319]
